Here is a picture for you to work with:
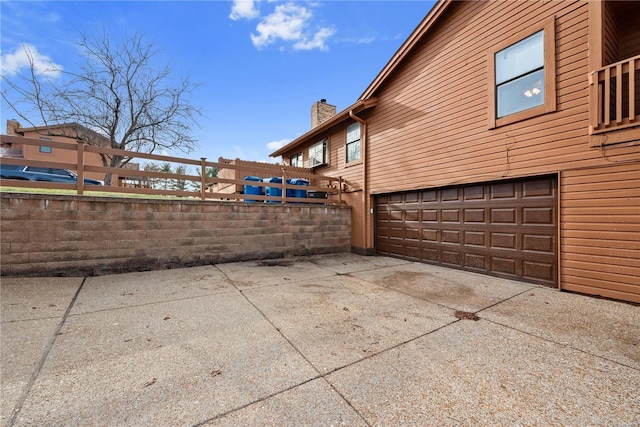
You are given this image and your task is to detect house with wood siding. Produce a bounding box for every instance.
[271,0,640,303]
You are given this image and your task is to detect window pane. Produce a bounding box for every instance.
[309,141,326,166]
[495,31,543,84]
[290,153,302,167]
[347,140,360,162]
[346,123,360,143]
[39,146,52,153]
[26,167,50,173]
[497,69,544,118]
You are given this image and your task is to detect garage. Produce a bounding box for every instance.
[375,176,558,287]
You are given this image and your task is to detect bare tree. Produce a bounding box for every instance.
[1,30,201,185]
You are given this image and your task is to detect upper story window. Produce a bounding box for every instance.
[39,137,53,154]
[495,31,544,117]
[488,17,556,128]
[346,123,361,163]
[309,139,328,168]
[290,152,303,167]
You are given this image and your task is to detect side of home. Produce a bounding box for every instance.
[271,0,640,302]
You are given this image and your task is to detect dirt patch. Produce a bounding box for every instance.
[454,310,480,321]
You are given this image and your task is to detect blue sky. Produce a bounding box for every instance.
[1,1,435,163]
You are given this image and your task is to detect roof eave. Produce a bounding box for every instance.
[270,97,378,158]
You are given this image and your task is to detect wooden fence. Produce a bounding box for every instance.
[0,134,343,204]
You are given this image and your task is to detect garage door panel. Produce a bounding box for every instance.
[442,230,461,243]
[523,207,554,224]
[491,182,518,199]
[492,257,518,275]
[423,210,438,221]
[442,250,462,266]
[464,231,486,246]
[464,185,487,201]
[405,210,419,221]
[464,209,486,223]
[442,188,460,201]
[422,229,438,241]
[491,232,517,249]
[465,253,487,270]
[491,208,517,223]
[524,261,555,282]
[405,228,421,240]
[523,234,555,252]
[376,176,558,287]
[523,178,555,197]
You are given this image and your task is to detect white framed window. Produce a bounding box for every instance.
[346,122,361,163]
[488,17,556,128]
[309,139,328,168]
[290,152,303,167]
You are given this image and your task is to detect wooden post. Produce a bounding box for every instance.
[281,168,287,203]
[200,157,207,200]
[630,59,636,122]
[616,63,622,124]
[76,141,85,195]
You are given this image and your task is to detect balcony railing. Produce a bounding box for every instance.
[589,54,640,134]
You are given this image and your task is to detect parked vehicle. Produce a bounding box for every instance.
[0,164,103,185]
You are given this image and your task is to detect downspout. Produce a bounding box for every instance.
[349,110,370,252]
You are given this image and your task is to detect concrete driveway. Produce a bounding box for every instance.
[2,253,638,426]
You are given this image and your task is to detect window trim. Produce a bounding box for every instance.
[488,17,556,129]
[345,122,362,164]
[308,138,328,168]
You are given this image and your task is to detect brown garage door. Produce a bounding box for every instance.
[375,176,558,287]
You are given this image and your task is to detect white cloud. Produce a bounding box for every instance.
[229,0,260,21]
[293,26,335,51]
[0,43,62,80]
[266,138,291,151]
[249,2,334,51]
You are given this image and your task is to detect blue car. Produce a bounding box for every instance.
[0,164,103,185]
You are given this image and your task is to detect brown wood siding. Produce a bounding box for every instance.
[367,1,593,194]
[561,164,640,303]
[364,0,639,301]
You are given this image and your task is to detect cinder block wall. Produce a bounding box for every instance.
[0,193,351,276]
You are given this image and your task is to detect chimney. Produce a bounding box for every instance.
[311,99,336,128]
[6,119,21,136]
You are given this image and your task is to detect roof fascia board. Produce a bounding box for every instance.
[360,0,452,100]
[270,98,378,158]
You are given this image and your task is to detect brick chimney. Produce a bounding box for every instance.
[311,99,336,128]
[6,119,21,136]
